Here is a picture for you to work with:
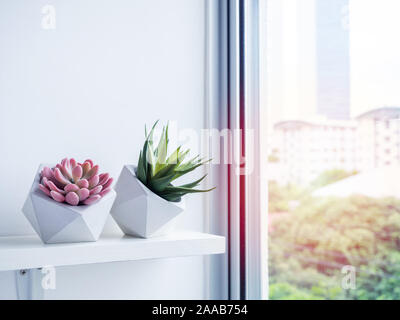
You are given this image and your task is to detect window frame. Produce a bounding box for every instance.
[206,0,268,300]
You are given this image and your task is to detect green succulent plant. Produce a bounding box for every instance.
[136,121,215,202]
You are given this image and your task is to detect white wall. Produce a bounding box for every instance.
[0,0,208,299]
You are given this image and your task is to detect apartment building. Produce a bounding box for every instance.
[270,107,400,185]
[356,107,400,171]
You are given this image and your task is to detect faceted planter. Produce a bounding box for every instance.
[22,164,116,244]
[110,165,185,238]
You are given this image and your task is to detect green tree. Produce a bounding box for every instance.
[268,182,306,213]
[269,195,400,300]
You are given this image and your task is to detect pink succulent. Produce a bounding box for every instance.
[38,158,113,206]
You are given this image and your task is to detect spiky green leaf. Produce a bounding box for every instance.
[136,150,147,183]
[136,121,214,203]
[155,126,168,173]
[178,174,207,189]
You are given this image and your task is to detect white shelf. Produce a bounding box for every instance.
[0,231,225,272]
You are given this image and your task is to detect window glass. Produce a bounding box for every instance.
[266,0,400,300]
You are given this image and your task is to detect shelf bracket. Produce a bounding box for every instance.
[15,268,44,300]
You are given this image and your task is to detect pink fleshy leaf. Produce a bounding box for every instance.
[39,184,51,196]
[98,173,109,185]
[65,158,71,169]
[54,168,70,185]
[64,183,79,193]
[72,165,83,182]
[65,192,79,206]
[76,179,89,189]
[50,191,65,203]
[99,187,111,197]
[85,165,99,180]
[56,163,71,179]
[41,176,49,187]
[61,158,68,168]
[102,177,113,189]
[41,167,54,179]
[89,185,102,195]
[70,158,77,169]
[88,175,99,189]
[58,163,72,180]
[82,162,91,176]
[77,188,90,201]
[83,195,101,205]
[52,178,65,190]
[47,180,66,194]
[84,159,94,167]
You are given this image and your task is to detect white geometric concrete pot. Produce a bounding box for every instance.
[110,165,185,238]
[22,164,116,244]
